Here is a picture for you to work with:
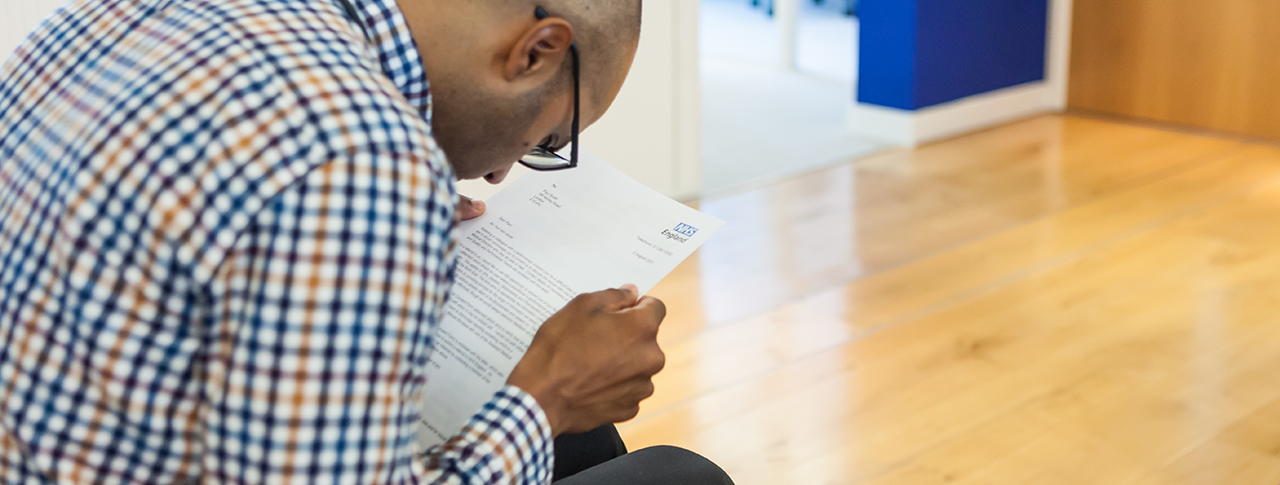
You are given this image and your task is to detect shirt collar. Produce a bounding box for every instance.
[343,0,433,122]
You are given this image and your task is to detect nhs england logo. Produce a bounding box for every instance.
[662,223,698,243]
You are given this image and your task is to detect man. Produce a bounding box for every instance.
[0,0,732,483]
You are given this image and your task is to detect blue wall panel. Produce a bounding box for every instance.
[856,0,918,110]
[857,0,1049,111]
[915,0,1048,108]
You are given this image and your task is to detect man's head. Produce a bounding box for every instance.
[399,0,642,182]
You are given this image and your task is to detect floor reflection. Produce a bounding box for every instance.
[698,171,860,324]
[681,115,1239,327]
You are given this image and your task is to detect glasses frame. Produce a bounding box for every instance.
[520,7,580,172]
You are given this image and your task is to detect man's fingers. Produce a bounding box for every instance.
[617,283,639,302]
[627,296,666,328]
[598,284,639,311]
[608,378,655,423]
[457,196,486,221]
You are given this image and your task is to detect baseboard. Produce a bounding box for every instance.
[848,82,1056,147]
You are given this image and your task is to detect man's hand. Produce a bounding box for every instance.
[458,195,486,221]
[507,284,667,436]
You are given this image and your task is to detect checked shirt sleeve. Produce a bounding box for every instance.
[205,155,553,484]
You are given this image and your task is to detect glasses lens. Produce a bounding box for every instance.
[521,145,572,170]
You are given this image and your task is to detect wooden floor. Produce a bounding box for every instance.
[624,115,1280,484]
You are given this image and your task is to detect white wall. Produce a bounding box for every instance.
[567,0,701,200]
[2,0,65,62]
[1046,0,1073,110]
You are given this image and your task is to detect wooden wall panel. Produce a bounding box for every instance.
[1068,0,1280,140]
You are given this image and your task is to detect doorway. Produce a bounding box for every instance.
[699,0,881,196]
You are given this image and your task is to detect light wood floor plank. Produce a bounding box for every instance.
[652,116,1241,332]
[636,146,1280,424]
[629,115,1280,484]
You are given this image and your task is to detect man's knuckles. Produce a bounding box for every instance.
[636,379,655,400]
[623,297,665,331]
[613,404,642,423]
[580,289,632,314]
[568,293,601,311]
[646,348,666,375]
[645,296,667,323]
[587,287,631,309]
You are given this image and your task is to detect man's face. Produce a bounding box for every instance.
[432,45,635,184]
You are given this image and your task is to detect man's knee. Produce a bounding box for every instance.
[630,446,734,484]
[554,445,733,485]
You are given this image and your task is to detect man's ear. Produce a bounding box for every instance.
[503,19,574,83]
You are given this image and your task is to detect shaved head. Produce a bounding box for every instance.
[474,0,642,108]
[534,0,642,106]
[400,0,643,181]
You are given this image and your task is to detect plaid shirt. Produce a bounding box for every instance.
[0,0,554,483]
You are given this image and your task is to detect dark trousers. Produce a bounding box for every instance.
[552,425,734,485]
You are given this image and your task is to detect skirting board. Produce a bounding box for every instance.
[847,82,1056,147]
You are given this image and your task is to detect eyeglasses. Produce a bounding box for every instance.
[520,7,580,172]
